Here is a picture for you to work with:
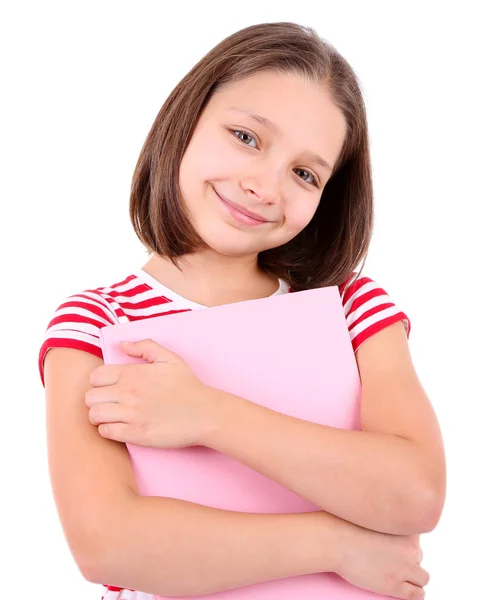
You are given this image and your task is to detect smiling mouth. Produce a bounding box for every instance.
[213,188,272,225]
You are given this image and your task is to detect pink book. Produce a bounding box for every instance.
[100,286,390,599]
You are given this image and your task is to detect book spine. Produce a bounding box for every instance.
[98,328,110,364]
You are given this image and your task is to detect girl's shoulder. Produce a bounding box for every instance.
[337,272,411,353]
[38,271,185,386]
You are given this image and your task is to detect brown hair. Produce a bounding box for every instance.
[130,22,373,291]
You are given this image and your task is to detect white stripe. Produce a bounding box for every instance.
[346,293,394,328]
[99,275,146,295]
[134,269,205,309]
[61,293,106,309]
[105,286,171,305]
[121,305,173,318]
[67,290,113,304]
[342,279,380,315]
[121,300,203,319]
[43,329,101,347]
[350,305,402,340]
[64,291,118,319]
[69,283,175,319]
[46,319,104,338]
[51,305,114,326]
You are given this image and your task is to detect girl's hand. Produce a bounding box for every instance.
[85,339,216,448]
[333,517,429,599]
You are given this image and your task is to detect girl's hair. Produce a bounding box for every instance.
[130,22,373,291]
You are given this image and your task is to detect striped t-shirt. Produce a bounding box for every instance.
[39,268,410,383]
[38,268,411,600]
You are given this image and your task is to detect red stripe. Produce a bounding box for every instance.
[341,275,374,305]
[348,302,395,331]
[48,313,109,331]
[101,295,129,320]
[38,338,103,386]
[346,287,389,316]
[351,314,409,352]
[59,298,116,323]
[128,308,192,321]
[107,283,168,300]
[118,296,174,311]
[74,292,115,311]
[104,274,137,289]
[338,272,357,296]
[103,585,134,591]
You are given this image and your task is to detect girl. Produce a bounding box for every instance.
[39,22,446,600]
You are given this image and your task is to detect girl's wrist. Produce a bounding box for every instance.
[306,511,345,575]
[274,510,346,576]
[197,386,241,448]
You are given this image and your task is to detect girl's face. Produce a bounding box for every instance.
[178,70,347,258]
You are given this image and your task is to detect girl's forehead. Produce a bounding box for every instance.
[214,70,313,100]
[206,72,346,162]
[209,71,335,122]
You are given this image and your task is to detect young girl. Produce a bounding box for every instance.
[39,22,446,600]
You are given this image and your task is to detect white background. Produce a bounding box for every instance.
[1,1,479,598]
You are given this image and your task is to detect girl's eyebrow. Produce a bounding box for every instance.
[227,107,333,173]
[228,107,279,133]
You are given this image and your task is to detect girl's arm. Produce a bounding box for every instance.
[44,348,340,596]
[202,322,446,536]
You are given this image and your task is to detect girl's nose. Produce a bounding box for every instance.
[241,168,283,206]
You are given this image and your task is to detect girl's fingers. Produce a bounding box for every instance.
[406,566,430,587]
[120,339,176,364]
[97,422,133,443]
[398,583,425,600]
[89,402,127,426]
[85,388,119,407]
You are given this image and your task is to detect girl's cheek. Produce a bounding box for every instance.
[285,201,318,233]
[200,139,246,174]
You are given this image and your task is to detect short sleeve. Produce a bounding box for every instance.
[38,290,119,387]
[339,273,411,353]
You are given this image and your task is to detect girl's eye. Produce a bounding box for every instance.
[294,168,320,188]
[233,130,257,148]
[231,129,319,188]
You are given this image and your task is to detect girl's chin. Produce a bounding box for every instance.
[194,220,281,257]
[205,241,263,257]
[199,233,265,257]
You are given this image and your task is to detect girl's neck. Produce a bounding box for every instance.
[141,251,280,307]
